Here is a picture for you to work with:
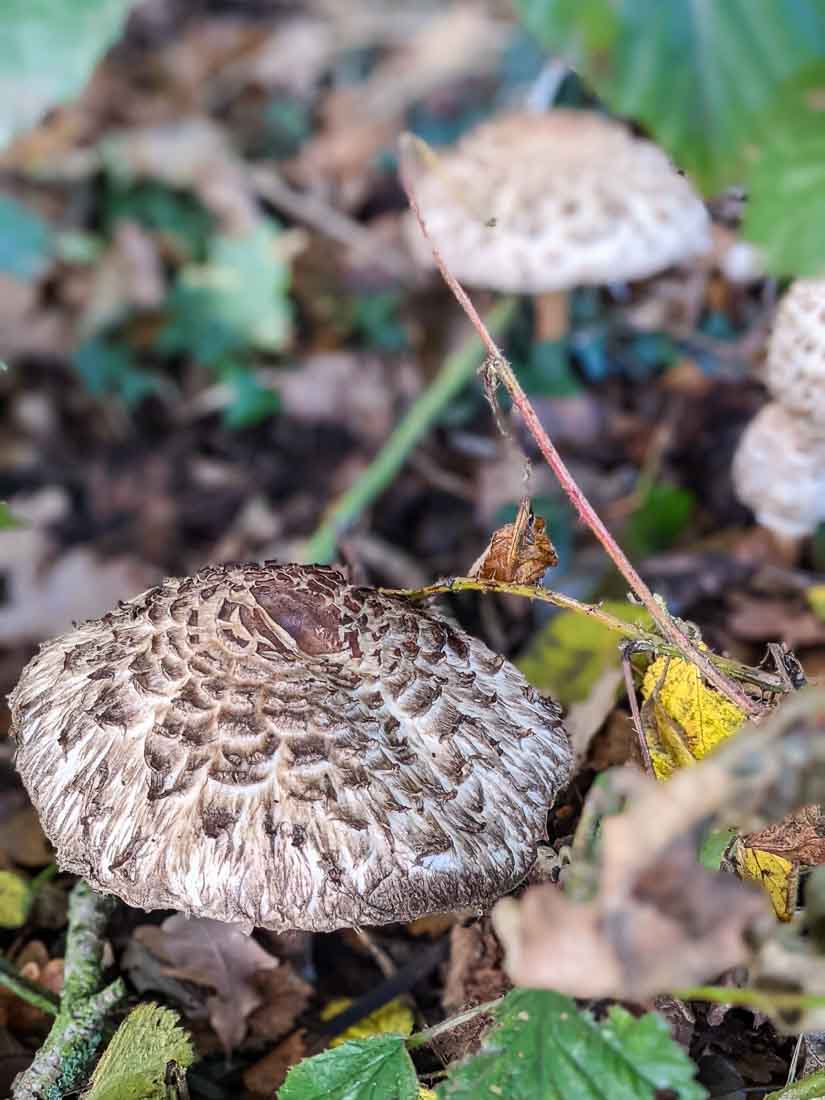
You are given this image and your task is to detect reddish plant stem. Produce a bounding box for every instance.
[398,133,762,719]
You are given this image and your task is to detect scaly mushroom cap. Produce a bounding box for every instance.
[8,562,572,931]
[732,403,825,538]
[766,278,825,422]
[404,110,711,292]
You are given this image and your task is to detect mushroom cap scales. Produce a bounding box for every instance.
[766,277,825,422]
[405,110,711,293]
[9,563,572,931]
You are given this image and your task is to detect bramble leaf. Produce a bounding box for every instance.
[83,1002,194,1100]
[438,988,706,1100]
[278,1036,418,1100]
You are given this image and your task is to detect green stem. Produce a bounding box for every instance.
[0,958,59,1017]
[674,984,825,1014]
[406,997,503,1050]
[301,298,517,565]
[383,576,789,695]
[11,881,124,1100]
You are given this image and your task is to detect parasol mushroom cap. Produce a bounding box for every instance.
[765,278,825,422]
[8,562,572,932]
[732,402,825,539]
[404,110,711,293]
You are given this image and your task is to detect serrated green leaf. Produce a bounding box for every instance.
[0,196,54,280]
[516,0,825,192]
[0,0,138,149]
[438,989,706,1100]
[517,601,652,707]
[744,63,825,276]
[0,871,32,928]
[278,1036,418,1100]
[83,1002,194,1100]
[765,1068,825,1100]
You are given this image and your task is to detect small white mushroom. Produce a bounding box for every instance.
[404,110,711,294]
[8,562,573,932]
[732,402,825,540]
[765,278,825,423]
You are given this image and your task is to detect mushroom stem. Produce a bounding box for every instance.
[399,136,763,721]
[384,577,790,697]
[11,881,125,1100]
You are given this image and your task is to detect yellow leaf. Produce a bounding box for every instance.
[806,583,825,622]
[641,654,745,781]
[321,996,414,1048]
[0,870,31,928]
[733,842,799,922]
[419,1090,438,1099]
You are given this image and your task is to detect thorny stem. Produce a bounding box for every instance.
[398,133,763,721]
[11,881,125,1100]
[383,577,790,696]
[406,996,504,1050]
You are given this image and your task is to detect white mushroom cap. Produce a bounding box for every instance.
[766,278,825,422]
[732,403,825,538]
[8,563,572,932]
[404,110,711,293]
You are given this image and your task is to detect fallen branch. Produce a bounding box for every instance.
[12,881,125,1100]
[398,133,763,720]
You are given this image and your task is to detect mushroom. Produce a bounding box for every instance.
[404,110,711,307]
[732,402,825,546]
[8,562,572,931]
[765,278,825,423]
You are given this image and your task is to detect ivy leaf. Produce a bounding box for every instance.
[83,1002,194,1100]
[516,0,825,192]
[0,196,54,280]
[438,989,706,1100]
[744,63,825,276]
[279,1036,418,1100]
[0,0,138,149]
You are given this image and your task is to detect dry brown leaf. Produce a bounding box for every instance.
[469,499,558,584]
[0,806,52,868]
[246,964,313,1041]
[243,1028,308,1096]
[134,915,279,1052]
[744,805,825,865]
[494,688,825,1001]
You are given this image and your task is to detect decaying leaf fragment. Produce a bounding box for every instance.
[469,498,557,584]
[495,689,825,1003]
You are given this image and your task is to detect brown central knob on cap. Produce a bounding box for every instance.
[8,562,573,932]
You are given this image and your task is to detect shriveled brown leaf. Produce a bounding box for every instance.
[134,915,279,1052]
[496,689,825,1002]
[243,1029,308,1096]
[744,804,825,866]
[469,499,557,584]
[0,806,52,868]
[437,918,509,1064]
[246,964,313,1041]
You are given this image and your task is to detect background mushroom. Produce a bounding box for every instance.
[8,562,573,932]
[732,402,825,546]
[764,277,825,422]
[404,109,711,340]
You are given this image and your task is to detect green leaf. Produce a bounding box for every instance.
[0,502,24,530]
[698,827,738,872]
[73,338,164,405]
[438,989,707,1100]
[84,1002,194,1100]
[516,0,825,192]
[217,361,280,429]
[0,196,54,280]
[517,600,652,707]
[765,1069,825,1100]
[278,1036,418,1100]
[744,63,825,276]
[0,0,138,149]
[161,219,292,367]
[625,482,695,557]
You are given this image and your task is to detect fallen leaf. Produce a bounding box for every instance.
[0,871,32,928]
[469,499,558,584]
[134,915,279,1052]
[733,844,798,922]
[744,805,825,865]
[0,806,52,868]
[244,1029,308,1096]
[641,653,746,781]
[321,997,413,1047]
[246,964,313,1041]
